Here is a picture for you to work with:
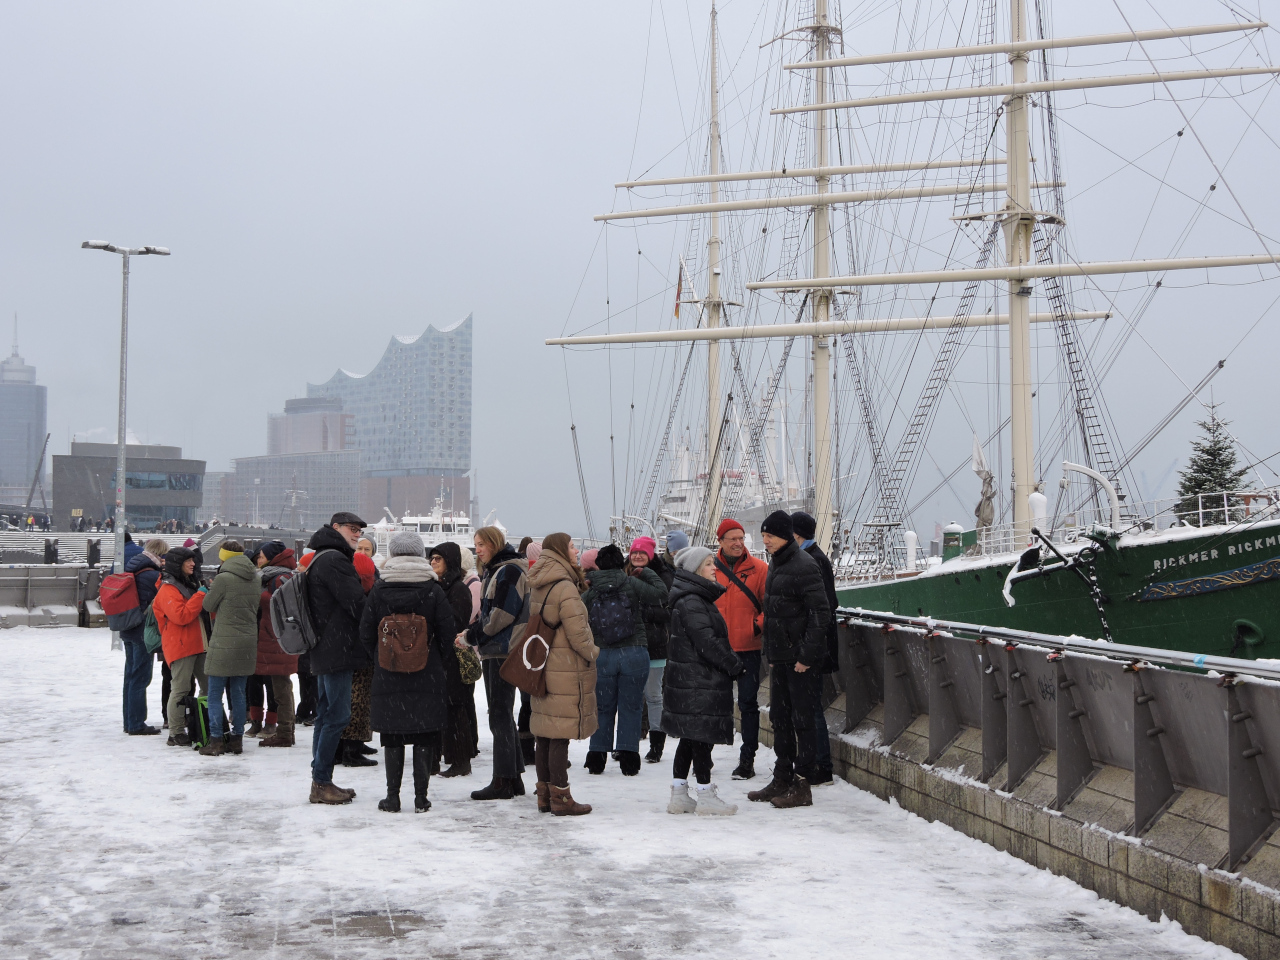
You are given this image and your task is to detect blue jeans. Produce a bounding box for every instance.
[735,650,762,760]
[311,671,353,785]
[207,675,247,739]
[122,639,154,732]
[645,663,665,733]
[589,645,649,754]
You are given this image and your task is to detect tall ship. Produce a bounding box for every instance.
[551,0,1280,657]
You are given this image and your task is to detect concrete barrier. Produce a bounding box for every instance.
[0,565,103,627]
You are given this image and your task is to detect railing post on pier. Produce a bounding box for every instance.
[927,633,962,762]
[1132,669,1176,836]
[979,639,1008,782]
[1055,658,1095,809]
[1005,644,1042,791]
[1227,682,1276,870]
[881,626,916,745]
[840,623,877,731]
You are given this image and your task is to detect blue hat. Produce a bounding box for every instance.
[665,530,689,554]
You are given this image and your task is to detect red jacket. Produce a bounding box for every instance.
[153,580,207,665]
[713,549,767,652]
[353,552,376,593]
[255,549,299,676]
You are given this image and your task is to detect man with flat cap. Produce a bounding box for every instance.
[305,511,370,805]
[747,510,829,809]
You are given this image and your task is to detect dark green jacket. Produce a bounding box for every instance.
[203,554,262,677]
[582,566,667,649]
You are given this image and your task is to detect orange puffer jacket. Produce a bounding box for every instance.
[713,550,768,653]
[153,579,208,665]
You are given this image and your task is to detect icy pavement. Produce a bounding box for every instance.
[0,629,1241,960]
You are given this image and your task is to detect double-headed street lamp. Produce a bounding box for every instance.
[80,242,170,582]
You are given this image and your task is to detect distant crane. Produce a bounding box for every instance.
[24,432,50,515]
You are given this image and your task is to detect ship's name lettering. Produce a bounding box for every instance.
[1152,535,1279,572]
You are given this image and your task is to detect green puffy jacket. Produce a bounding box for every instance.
[581,566,667,649]
[202,554,263,677]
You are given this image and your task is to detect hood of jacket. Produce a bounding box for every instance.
[528,549,582,591]
[219,553,259,582]
[163,547,200,591]
[262,548,297,574]
[429,541,463,576]
[483,543,521,575]
[585,567,627,592]
[669,568,725,605]
[381,554,437,583]
[125,551,162,575]
[307,524,356,558]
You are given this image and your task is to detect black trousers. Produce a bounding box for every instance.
[769,664,821,783]
[296,656,318,720]
[481,658,525,778]
[246,674,279,715]
[442,652,476,766]
[672,738,714,784]
[735,651,763,759]
[534,737,569,788]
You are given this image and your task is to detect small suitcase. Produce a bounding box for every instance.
[181,693,211,749]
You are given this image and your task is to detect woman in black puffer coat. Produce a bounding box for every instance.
[662,546,745,816]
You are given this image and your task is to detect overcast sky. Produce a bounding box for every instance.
[4,1,1279,537]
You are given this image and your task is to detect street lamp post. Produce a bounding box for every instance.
[81,241,169,647]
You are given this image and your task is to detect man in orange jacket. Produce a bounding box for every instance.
[711,518,769,780]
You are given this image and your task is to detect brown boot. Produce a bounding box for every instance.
[198,739,226,757]
[259,723,278,739]
[227,735,244,755]
[549,783,591,816]
[246,719,263,738]
[535,781,552,814]
[310,781,354,805]
[747,776,791,802]
[259,722,295,747]
[770,778,813,809]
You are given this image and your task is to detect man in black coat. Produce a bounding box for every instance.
[747,510,828,810]
[792,511,838,786]
[305,512,370,805]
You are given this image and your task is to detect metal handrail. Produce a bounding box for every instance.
[840,606,1280,682]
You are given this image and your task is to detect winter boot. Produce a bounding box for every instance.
[584,751,607,775]
[510,775,525,796]
[535,781,552,813]
[810,768,835,787]
[549,783,592,816]
[379,745,404,812]
[470,777,515,801]
[770,777,813,809]
[694,782,738,816]
[520,736,537,766]
[258,722,295,747]
[226,735,244,755]
[644,732,666,764]
[412,745,432,813]
[310,781,353,805]
[617,751,642,776]
[731,754,756,780]
[246,720,263,738]
[357,741,377,756]
[198,738,226,757]
[167,733,191,747]
[747,776,792,802]
[667,781,697,815]
[341,740,378,767]
[439,757,472,778]
[259,723,278,739]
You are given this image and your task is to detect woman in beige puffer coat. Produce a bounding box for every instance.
[526,532,598,815]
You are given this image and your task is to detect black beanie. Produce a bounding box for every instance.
[761,510,794,540]
[259,540,287,564]
[790,511,817,540]
[595,543,626,570]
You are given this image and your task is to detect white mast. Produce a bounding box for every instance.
[811,0,834,550]
[704,4,726,542]
[1006,0,1035,535]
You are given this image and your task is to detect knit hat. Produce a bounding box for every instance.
[676,545,715,575]
[389,531,425,557]
[716,518,744,540]
[183,538,196,548]
[790,511,817,541]
[595,543,626,571]
[629,536,656,561]
[760,510,794,540]
[526,541,543,564]
[258,540,287,564]
[665,530,689,554]
[581,548,599,572]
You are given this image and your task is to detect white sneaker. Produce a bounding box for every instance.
[667,781,697,814]
[694,782,738,816]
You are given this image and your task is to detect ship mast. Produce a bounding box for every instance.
[811,0,835,550]
[704,4,726,541]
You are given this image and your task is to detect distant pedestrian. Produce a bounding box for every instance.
[304,512,370,805]
[581,542,667,776]
[711,518,768,781]
[663,545,744,816]
[359,532,456,813]
[747,511,828,809]
[120,537,167,736]
[429,541,479,778]
[199,541,262,757]
[792,511,839,786]
[527,533,598,815]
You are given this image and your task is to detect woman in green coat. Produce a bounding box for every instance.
[200,541,263,756]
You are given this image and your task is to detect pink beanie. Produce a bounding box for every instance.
[526,541,542,564]
[629,536,656,561]
[581,548,599,572]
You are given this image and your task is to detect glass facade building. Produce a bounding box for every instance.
[52,443,206,530]
[0,342,48,503]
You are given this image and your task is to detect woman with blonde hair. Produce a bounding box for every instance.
[527,533,598,815]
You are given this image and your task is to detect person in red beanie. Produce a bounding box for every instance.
[711,517,768,780]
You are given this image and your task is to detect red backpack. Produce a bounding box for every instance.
[100,572,144,631]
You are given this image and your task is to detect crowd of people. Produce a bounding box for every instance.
[118,507,837,816]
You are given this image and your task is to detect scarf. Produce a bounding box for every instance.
[380,555,438,584]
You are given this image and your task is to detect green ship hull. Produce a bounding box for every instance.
[836,518,1280,658]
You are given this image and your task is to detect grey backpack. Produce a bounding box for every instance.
[269,551,329,655]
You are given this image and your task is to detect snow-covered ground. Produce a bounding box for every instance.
[0,629,1241,959]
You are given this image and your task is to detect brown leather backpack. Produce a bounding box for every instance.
[378,613,431,673]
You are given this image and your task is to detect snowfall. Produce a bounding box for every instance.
[0,629,1245,959]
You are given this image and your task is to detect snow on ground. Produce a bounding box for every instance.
[0,629,1242,960]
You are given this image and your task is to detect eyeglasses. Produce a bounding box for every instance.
[721,533,745,543]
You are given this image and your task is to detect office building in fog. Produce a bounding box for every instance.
[0,333,48,504]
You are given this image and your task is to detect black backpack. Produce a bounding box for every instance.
[589,582,636,646]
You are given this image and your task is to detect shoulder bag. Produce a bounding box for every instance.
[499,584,558,697]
